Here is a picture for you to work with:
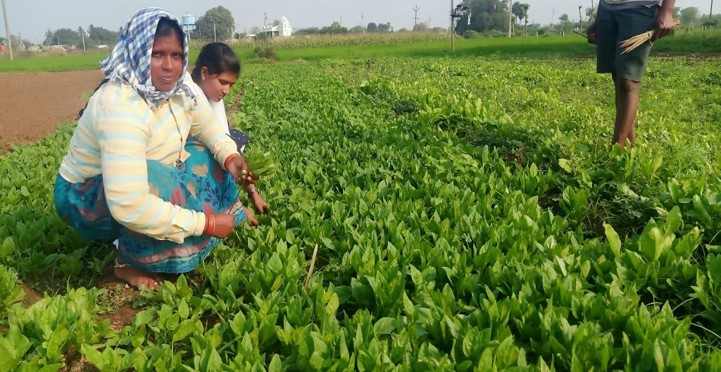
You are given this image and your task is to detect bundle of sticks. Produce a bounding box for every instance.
[619,18,681,54]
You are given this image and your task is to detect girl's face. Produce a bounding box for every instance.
[150,32,184,92]
[197,67,238,102]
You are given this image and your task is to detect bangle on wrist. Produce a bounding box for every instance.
[248,187,258,195]
[224,153,241,170]
[204,213,216,235]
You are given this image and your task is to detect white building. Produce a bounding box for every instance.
[262,16,293,38]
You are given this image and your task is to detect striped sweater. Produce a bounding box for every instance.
[59,77,239,243]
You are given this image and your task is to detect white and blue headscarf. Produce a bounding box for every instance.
[101,7,193,107]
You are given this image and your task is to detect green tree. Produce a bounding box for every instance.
[521,4,530,35]
[377,22,392,32]
[413,22,430,32]
[87,25,119,46]
[455,0,509,35]
[680,7,701,30]
[586,7,596,23]
[43,28,81,47]
[366,22,378,32]
[559,14,571,35]
[194,6,235,41]
[512,2,525,23]
[321,22,348,34]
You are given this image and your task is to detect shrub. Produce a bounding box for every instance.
[463,30,483,39]
[252,44,276,60]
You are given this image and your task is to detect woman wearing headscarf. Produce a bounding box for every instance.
[54,8,253,289]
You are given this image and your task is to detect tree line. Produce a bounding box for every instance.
[454,0,719,38]
[20,2,721,49]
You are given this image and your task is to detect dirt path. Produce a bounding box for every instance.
[0,70,103,152]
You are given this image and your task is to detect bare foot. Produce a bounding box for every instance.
[114,258,161,290]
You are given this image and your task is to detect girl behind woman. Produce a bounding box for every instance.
[191,42,268,215]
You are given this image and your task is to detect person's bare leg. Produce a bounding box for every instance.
[114,257,161,290]
[612,74,641,148]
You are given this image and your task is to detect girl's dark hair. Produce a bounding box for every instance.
[191,42,240,81]
[155,17,184,48]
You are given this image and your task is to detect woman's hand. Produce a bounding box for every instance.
[225,154,258,186]
[204,213,236,238]
[245,184,268,214]
[249,191,268,214]
[244,207,259,226]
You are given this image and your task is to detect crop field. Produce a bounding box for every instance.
[1,29,720,73]
[1,46,721,369]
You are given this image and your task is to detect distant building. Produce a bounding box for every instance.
[262,16,293,38]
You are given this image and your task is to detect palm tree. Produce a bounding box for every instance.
[522,4,530,36]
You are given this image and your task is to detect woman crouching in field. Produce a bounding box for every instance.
[54,8,255,289]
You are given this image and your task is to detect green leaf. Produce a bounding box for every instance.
[665,206,683,233]
[604,223,622,257]
[374,317,398,336]
[268,354,282,372]
[45,326,69,361]
[0,237,15,260]
[200,347,224,371]
[267,253,283,274]
[81,344,106,370]
[0,327,30,370]
[178,299,190,320]
[326,292,339,316]
[172,319,199,343]
[244,147,279,177]
[653,339,665,370]
[558,158,572,173]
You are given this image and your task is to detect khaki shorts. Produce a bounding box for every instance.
[596,5,658,82]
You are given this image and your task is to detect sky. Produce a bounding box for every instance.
[1,0,715,43]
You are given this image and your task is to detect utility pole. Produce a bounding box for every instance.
[711,0,715,20]
[450,0,455,52]
[1,0,13,60]
[79,27,86,51]
[578,6,583,31]
[413,5,420,28]
[508,0,513,37]
[213,19,217,42]
[361,13,365,33]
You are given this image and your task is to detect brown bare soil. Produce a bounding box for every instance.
[0,70,104,152]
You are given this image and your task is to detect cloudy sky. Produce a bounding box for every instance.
[1,0,714,43]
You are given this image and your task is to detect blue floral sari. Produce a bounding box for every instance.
[54,143,246,273]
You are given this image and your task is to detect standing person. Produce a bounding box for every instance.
[54,8,255,290]
[587,0,676,148]
[190,42,268,215]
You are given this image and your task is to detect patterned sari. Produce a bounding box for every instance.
[54,143,246,273]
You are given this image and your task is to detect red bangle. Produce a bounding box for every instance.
[224,154,241,170]
[204,213,215,235]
